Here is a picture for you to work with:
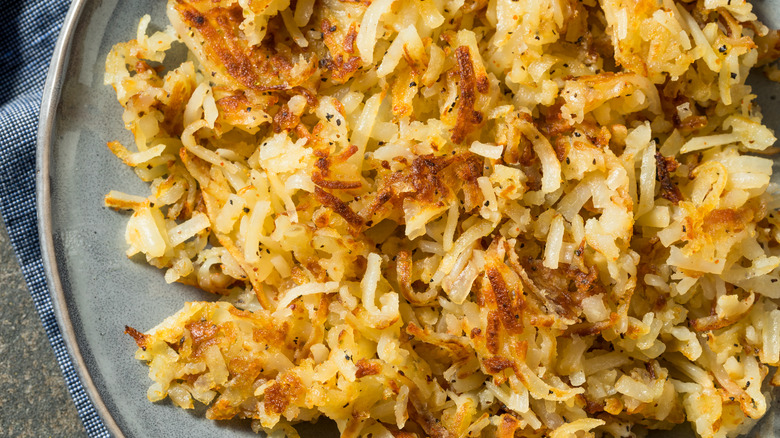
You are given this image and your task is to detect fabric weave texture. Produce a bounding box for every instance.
[0,1,110,436]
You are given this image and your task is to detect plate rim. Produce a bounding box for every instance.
[36,0,125,436]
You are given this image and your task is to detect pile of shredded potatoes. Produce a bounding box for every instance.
[105,0,780,436]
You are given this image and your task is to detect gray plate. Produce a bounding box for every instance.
[35,0,780,437]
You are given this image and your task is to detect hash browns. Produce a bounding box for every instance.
[105,0,780,436]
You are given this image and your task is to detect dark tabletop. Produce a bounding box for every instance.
[0,216,86,437]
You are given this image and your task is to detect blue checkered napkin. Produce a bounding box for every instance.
[0,1,110,437]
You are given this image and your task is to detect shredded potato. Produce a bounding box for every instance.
[106,0,780,436]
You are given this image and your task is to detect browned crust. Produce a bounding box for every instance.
[207,357,266,419]
[313,144,359,180]
[362,153,484,221]
[319,19,362,84]
[125,326,149,350]
[312,179,363,190]
[567,264,605,297]
[186,320,220,358]
[451,46,483,144]
[539,102,576,139]
[486,311,500,355]
[314,186,364,227]
[159,76,194,136]
[355,359,382,378]
[655,152,683,204]
[701,208,754,235]
[175,1,312,91]
[264,372,305,414]
[272,105,300,133]
[520,258,605,320]
[482,356,517,375]
[581,394,605,414]
[396,250,414,302]
[485,266,524,334]
[495,414,523,438]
